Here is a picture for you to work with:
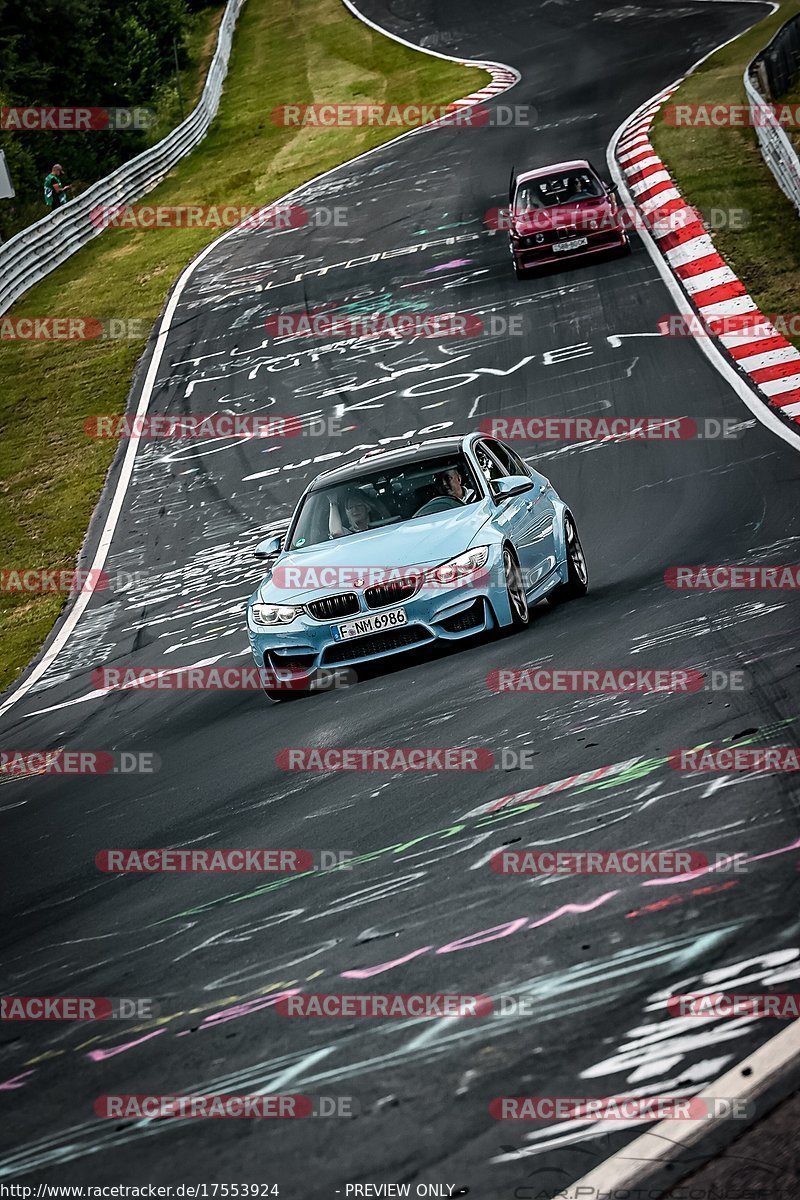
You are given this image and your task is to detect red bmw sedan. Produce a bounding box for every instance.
[508,159,630,277]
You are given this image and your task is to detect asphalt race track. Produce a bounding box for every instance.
[2,0,800,1194]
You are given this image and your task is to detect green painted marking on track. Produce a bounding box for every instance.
[157,802,543,922]
[156,717,798,923]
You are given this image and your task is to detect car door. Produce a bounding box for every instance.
[475,439,558,588]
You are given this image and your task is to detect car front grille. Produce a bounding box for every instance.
[307,593,360,621]
[364,579,419,609]
[322,625,430,665]
[519,228,572,248]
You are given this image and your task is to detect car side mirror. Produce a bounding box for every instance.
[493,475,534,501]
[254,535,283,560]
[607,182,619,196]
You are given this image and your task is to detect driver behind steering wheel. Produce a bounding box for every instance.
[437,465,476,505]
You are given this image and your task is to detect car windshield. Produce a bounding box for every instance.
[286,454,482,550]
[515,170,604,212]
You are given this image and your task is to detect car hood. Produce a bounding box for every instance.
[255,503,494,602]
[513,199,612,235]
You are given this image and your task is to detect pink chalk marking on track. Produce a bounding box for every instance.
[87,1029,165,1061]
[0,1069,35,1090]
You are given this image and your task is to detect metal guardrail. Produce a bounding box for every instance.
[746,13,800,215]
[0,0,246,316]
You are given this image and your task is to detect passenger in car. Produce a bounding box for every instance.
[329,490,385,537]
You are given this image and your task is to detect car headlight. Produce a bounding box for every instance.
[251,602,304,626]
[424,545,490,587]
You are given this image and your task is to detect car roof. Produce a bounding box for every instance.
[515,159,593,186]
[309,436,469,489]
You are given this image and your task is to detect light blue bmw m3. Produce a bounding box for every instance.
[246,433,587,700]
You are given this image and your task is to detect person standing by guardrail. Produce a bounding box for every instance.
[43,163,70,210]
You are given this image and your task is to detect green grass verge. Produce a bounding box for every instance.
[651,1,800,340]
[0,0,488,694]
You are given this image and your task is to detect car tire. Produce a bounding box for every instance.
[514,264,530,280]
[503,545,530,629]
[548,515,588,605]
[617,234,632,257]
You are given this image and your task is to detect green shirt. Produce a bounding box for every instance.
[44,173,67,207]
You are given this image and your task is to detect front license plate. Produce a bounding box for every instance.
[333,607,408,641]
[552,237,588,252]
